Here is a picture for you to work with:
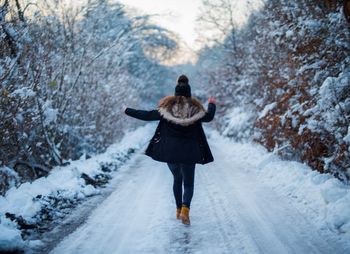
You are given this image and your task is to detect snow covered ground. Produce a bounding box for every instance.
[1,124,350,253]
[50,127,349,254]
[0,124,156,252]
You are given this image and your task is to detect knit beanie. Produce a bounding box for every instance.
[175,75,191,97]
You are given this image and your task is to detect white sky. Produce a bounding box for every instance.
[118,0,202,48]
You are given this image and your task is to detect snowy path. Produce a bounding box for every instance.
[50,138,346,254]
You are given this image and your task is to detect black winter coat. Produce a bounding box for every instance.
[125,96,216,164]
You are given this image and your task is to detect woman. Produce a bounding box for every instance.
[124,74,216,225]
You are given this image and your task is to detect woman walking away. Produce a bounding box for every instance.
[124,74,216,225]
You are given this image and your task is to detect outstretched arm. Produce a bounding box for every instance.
[125,108,161,121]
[201,97,216,123]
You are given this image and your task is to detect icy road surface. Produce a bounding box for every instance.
[50,135,347,254]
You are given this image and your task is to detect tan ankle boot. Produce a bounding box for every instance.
[180,206,190,225]
[176,208,181,219]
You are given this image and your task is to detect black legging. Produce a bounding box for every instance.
[167,163,195,208]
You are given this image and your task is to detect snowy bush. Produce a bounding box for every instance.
[0,167,19,196]
[0,0,177,194]
[195,0,350,181]
[221,107,255,141]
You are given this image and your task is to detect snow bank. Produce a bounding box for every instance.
[0,124,155,251]
[210,130,350,243]
[0,221,25,251]
[256,158,350,235]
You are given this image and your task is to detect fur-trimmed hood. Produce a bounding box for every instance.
[158,96,206,126]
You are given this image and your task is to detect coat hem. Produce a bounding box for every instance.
[144,153,213,165]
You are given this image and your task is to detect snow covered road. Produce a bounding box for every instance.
[50,133,349,254]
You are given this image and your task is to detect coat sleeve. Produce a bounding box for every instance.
[201,103,216,123]
[125,108,161,121]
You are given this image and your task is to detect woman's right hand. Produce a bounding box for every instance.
[208,97,216,104]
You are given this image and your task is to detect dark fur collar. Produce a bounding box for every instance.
[158,96,206,126]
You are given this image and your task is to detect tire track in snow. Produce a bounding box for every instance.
[197,167,260,254]
[197,168,248,254]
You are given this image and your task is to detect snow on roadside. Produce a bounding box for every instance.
[0,124,155,252]
[2,124,349,251]
[209,130,350,245]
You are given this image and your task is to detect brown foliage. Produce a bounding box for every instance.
[252,1,350,180]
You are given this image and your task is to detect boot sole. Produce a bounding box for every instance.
[180,215,190,225]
